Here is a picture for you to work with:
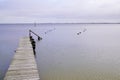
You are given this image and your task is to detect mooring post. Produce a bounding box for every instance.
[38,36,41,41]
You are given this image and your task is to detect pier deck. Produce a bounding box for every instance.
[4,37,40,80]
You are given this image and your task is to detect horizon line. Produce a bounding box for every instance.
[0,22,120,24]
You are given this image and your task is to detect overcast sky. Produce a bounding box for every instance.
[0,0,120,23]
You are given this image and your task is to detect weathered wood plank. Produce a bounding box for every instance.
[4,37,40,80]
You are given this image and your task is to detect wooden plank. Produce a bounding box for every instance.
[4,37,40,80]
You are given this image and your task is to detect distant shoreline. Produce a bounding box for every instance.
[0,23,120,25]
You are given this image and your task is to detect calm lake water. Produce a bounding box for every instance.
[1,23,120,80]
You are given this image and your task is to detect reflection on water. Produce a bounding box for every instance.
[1,24,120,80]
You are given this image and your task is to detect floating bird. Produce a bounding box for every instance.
[77,32,81,35]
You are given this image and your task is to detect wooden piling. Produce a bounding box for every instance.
[4,37,40,80]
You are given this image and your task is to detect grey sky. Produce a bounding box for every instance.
[0,0,120,23]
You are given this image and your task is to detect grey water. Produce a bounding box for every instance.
[1,24,120,80]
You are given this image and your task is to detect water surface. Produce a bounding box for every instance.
[0,24,120,80]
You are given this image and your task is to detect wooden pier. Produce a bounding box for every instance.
[4,37,40,80]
